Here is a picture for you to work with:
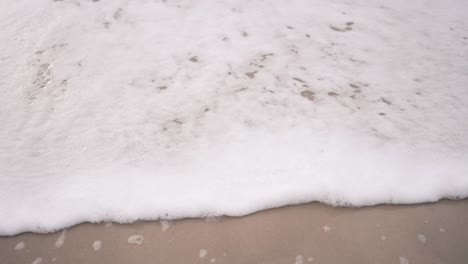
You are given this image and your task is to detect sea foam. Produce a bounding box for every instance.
[0,0,467,235]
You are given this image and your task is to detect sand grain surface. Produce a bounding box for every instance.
[1,200,467,264]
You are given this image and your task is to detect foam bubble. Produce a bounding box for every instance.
[160,220,172,232]
[55,230,67,248]
[296,255,304,264]
[92,240,102,251]
[199,249,208,258]
[417,234,427,244]
[127,235,144,246]
[399,257,409,264]
[14,241,25,250]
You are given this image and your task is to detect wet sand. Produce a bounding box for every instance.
[1,199,467,264]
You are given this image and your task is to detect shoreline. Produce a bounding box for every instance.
[2,199,467,263]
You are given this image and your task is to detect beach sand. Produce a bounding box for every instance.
[1,199,467,264]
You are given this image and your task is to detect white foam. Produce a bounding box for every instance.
[399,257,409,264]
[160,220,172,232]
[417,234,427,244]
[199,249,208,258]
[55,230,67,248]
[296,255,304,264]
[32,258,42,264]
[0,0,468,235]
[127,235,144,246]
[92,240,102,251]
[14,241,25,250]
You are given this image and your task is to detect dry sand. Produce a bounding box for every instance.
[1,199,467,264]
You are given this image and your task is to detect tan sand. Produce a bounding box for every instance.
[1,199,467,264]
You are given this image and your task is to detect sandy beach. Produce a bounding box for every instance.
[1,199,467,264]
